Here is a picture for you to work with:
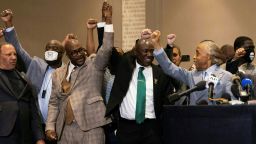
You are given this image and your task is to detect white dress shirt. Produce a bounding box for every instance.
[120,61,156,120]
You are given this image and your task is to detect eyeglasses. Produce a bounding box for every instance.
[69,47,86,56]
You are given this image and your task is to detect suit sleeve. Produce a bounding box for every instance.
[154,48,191,86]
[30,86,45,141]
[94,30,114,71]
[226,59,240,74]
[4,28,33,70]
[97,26,104,51]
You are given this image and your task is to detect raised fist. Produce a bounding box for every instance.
[167,34,176,46]
[87,18,97,29]
[151,30,161,49]
[141,28,152,39]
[102,2,112,24]
[0,9,13,27]
[62,33,78,46]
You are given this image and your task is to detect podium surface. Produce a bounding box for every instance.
[162,105,256,144]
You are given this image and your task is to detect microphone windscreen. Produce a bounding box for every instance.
[195,81,206,91]
[241,78,253,88]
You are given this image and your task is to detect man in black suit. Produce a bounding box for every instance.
[0,42,45,144]
[105,29,173,144]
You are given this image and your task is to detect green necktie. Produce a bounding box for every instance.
[135,67,146,124]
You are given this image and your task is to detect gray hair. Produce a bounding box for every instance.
[201,40,225,66]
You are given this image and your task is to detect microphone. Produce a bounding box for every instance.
[241,78,253,102]
[168,81,206,103]
[241,78,253,93]
[231,76,248,98]
[207,74,218,99]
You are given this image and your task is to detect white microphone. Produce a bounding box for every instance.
[207,74,219,99]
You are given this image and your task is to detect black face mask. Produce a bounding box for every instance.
[243,48,255,63]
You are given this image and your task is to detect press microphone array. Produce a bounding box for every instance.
[168,81,206,103]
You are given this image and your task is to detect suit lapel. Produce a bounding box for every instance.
[16,71,29,99]
[152,65,160,99]
[0,70,17,97]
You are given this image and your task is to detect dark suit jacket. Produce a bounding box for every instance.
[105,51,174,121]
[0,70,44,143]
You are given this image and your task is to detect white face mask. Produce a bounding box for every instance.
[45,51,58,61]
[249,52,255,61]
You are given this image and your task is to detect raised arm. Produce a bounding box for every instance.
[94,2,113,70]
[86,18,97,56]
[1,9,32,69]
[153,32,191,85]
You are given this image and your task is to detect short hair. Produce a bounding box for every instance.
[200,40,225,66]
[0,42,12,53]
[64,39,80,51]
[173,44,181,56]
[45,40,65,53]
[233,36,252,50]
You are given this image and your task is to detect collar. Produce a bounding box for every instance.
[135,60,151,70]
[205,64,218,74]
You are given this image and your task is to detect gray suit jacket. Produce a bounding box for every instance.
[154,48,235,105]
[4,29,48,95]
[46,32,113,139]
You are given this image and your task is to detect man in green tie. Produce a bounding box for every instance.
[105,29,174,144]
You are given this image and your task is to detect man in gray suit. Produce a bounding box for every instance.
[153,32,236,105]
[45,9,113,143]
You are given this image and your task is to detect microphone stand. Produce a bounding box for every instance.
[186,95,190,106]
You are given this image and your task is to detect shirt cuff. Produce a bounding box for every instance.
[153,48,164,55]
[97,22,106,28]
[104,24,114,33]
[5,26,14,32]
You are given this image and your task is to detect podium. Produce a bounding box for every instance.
[162,105,256,144]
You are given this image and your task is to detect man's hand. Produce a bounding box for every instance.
[141,28,152,39]
[45,130,57,141]
[0,9,13,28]
[62,33,77,46]
[167,34,176,46]
[103,2,112,24]
[151,30,161,49]
[233,47,246,61]
[87,18,97,29]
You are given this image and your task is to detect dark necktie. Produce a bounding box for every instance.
[135,67,146,124]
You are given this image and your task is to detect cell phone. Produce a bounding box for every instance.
[181,55,190,62]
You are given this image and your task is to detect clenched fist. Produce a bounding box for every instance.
[167,34,176,46]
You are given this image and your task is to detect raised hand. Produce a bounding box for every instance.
[62,33,77,46]
[141,28,152,39]
[102,2,112,24]
[167,34,176,46]
[87,18,97,29]
[0,9,13,27]
[151,30,161,49]
[45,130,57,141]
[233,47,246,61]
